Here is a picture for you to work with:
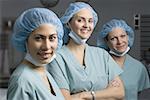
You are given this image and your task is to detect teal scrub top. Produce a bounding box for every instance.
[7,63,65,100]
[48,44,123,94]
[120,54,150,100]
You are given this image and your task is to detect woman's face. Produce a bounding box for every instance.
[106,27,128,53]
[27,24,58,64]
[69,8,94,39]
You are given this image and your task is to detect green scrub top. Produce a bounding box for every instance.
[120,54,150,100]
[48,44,123,94]
[7,63,65,100]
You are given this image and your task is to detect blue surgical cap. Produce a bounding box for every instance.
[12,8,64,52]
[61,2,98,26]
[60,2,98,44]
[97,19,134,50]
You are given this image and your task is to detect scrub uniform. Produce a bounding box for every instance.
[7,64,65,100]
[120,54,150,100]
[48,44,123,94]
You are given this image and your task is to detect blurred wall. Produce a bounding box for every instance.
[89,0,150,60]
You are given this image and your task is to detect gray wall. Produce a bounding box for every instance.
[89,0,150,60]
[1,0,150,60]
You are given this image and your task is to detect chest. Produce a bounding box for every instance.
[65,58,109,94]
[30,73,64,100]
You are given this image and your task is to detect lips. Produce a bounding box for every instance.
[81,30,88,33]
[116,45,127,51]
[81,29,90,33]
[38,51,53,59]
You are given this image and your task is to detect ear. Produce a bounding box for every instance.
[104,37,108,42]
[25,42,29,53]
[104,37,110,47]
[66,22,74,31]
[67,22,71,28]
[127,34,129,40]
[127,35,130,45]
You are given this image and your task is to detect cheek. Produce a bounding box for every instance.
[74,24,81,30]
[28,41,41,52]
[69,21,79,30]
[91,24,94,29]
[51,41,58,50]
[125,37,129,43]
[107,41,116,49]
[28,44,39,53]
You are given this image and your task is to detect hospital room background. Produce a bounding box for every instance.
[0,0,150,100]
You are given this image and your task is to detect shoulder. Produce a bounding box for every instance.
[126,54,148,73]
[56,45,68,54]
[87,45,108,53]
[9,64,35,89]
[126,54,145,67]
[86,45,110,58]
[55,45,72,62]
[7,65,35,100]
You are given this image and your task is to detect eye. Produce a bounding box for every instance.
[89,19,94,23]
[110,37,117,42]
[77,19,82,22]
[34,36,43,41]
[120,34,126,38]
[49,35,57,41]
[110,37,115,41]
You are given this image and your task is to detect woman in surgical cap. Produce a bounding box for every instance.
[48,2,125,100]
[97,19,150,100]
[7,8,65,100]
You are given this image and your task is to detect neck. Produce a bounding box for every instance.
[67,39,86,50]
[111,54,126,68]
[67,39,86,66]
[22,59,46,73]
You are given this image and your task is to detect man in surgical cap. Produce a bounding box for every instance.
[7,8,65,100]
[97,19,150,100]
[48,2,125,100]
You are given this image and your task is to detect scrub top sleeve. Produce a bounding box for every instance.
[104,51,123,82]
[7,82,33,100]
[138,65,150,91]
[48,55,70,91]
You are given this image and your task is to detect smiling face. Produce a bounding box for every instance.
[106,27,129,53]
[68,8,94,39]
[27,24,58,64]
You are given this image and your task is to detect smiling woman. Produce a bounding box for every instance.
[97,19,150,100]
[7,8,64,100]
[48,2,125,100]
[26,24,58,66]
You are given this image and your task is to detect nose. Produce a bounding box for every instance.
[42,39,51,50]
[116,37,122,44]
[83,21,89,28]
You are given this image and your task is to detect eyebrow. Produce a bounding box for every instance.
[34,32,57,37]
[75,15,93,19]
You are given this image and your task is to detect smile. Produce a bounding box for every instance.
[38,51,53,59]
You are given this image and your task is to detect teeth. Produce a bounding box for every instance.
[38,50,53,59]
[38,52,50,58]
[81,30,88,33]
[41,54,50,59]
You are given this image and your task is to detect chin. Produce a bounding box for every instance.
[117,50,125,54]
[39,59,50,64]
[82,36,90,39]
[117,48,126,52]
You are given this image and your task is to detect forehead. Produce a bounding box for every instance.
[32,24,57,35]
[73,8,93,19]
[108,27,127,36]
